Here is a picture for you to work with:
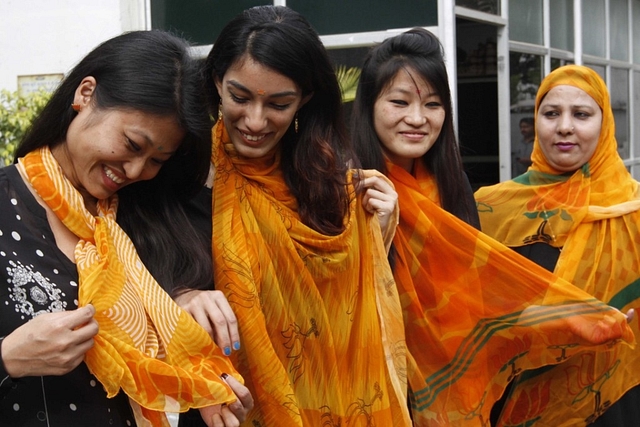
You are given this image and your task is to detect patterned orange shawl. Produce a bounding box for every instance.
[386,157,635,426]
[210,121,410,426]
[20,147,240,427]
[475,64,640,426]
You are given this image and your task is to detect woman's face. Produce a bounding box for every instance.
[215,55,311,159]
[536,85,602,173]
[373,68,446,173]
[54,77,184,205]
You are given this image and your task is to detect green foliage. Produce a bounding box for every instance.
[0,89,51,166]
[335,65,361,103]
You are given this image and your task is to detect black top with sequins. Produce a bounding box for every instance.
[0,165,135,427]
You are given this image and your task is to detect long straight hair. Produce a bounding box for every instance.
[203,5,355,235]
[351,28,477,225]
[15,30,214,293]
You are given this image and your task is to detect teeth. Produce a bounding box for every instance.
[103,166,125,184]
[243,133,264,142]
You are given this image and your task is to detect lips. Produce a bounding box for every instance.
[400,131,427,141]
[555,142,576,151]
[103,165,125,184]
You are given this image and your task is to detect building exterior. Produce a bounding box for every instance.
[2,0,640,186]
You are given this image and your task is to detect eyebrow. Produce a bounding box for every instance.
[227,80,298,98]
[542,103,596,110]
[386,86,438,97]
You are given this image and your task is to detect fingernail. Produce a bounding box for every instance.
[221,373,229,380]
[223,347,231,356]
[233,341,241,351]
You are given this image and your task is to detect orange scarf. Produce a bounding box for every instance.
[211,121,410,426]
[20,147,240,427]
[386,158,634,426]
[475,65,640,426]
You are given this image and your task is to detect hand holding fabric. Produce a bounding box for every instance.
[2,305,98,377]
[356,169,399,252]
[174,289,240,356]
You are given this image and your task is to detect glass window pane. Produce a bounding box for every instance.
[634,0,640,63]
[456,0,500,14]
[289,0,437,34]
[583,0,606,57]
[550,0,574,51]
[610,0,629,61]
[150,0,270,45]
[510,52,542,177]
[587,63,606,81]
[551,58,574,71]
[611,68,629,159]
[508,0,543,44]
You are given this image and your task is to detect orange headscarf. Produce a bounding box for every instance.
[19,147,240,427]
[210,121,411,426]
[475,65,640,426]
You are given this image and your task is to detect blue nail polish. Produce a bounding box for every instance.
[223,347,231,356]
[233,341,241,351]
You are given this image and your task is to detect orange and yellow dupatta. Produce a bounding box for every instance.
[211,121,410,426]
[20,147,240,427]
[475,65,640,426]
[386,158,634,426]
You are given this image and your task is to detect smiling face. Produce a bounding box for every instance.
[52,77,184,207]
[536,85,602,173]
[215,55,311,159]
[373,67,445,173]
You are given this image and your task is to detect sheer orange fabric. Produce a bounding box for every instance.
[475,65,640,426]
[210,121,411,426]
[20,147,240,427]
[386,158,635,426]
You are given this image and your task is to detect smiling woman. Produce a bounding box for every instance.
[0,30,250,427]
[476,65,640,426]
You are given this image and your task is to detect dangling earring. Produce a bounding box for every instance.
[217,100,223,122]
[71,103,82,112]
[294,114,299,134]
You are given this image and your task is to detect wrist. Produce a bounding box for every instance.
[0,336,19,395]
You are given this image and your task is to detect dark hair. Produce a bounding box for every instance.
[519,117,534,126]
[351,28,477,225]
[203,5,354,235]
[15,30,213,293]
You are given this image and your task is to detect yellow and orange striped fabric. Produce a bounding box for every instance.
[20,147,241,427]
[475,65,640,426]
[386,158,635,426]
[210,121,411,426]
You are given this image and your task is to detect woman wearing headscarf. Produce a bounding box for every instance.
[476,64,640,426]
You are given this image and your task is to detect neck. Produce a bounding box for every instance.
[50,143,99,215]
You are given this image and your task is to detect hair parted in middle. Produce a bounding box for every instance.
[204,5,357,235]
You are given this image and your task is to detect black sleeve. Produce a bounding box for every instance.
[460,172,482,231]
[0,337,19,400]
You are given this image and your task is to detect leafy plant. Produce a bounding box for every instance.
[335,65,361,103]
[0,89,51,166]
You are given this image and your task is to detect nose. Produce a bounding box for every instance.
[558,114,574,135]
[124,157,155,181]
[244,103,267,132]
[404,104,426,126]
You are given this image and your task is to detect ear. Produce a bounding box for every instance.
[214,77,223,100]
[299,92,314,110]
[73,76,97,108]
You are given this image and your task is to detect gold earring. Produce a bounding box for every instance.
[294,115,299,134]
[71,103,81,112]
[218,100,223,121]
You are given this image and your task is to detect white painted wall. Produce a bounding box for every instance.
[0,0,148,92]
